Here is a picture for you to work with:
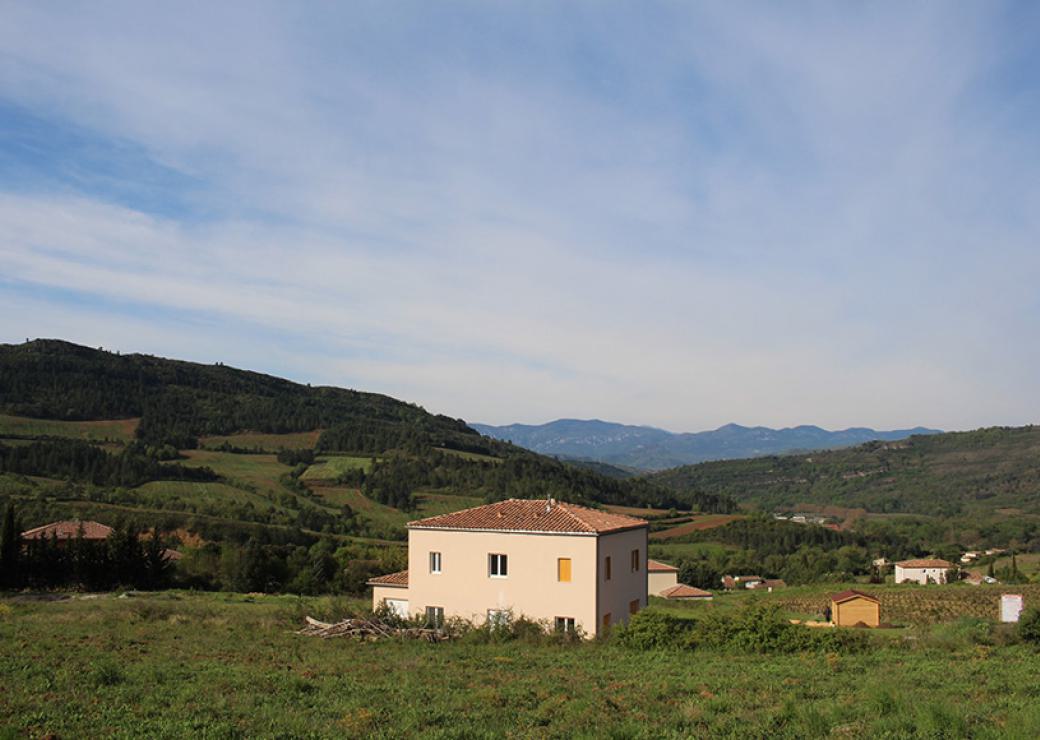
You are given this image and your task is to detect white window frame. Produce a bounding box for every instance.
[554,616,576,633]
[429,551,442,574]
[426,605,444,628]
[488,553,508,578]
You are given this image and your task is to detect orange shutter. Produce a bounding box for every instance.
[558,558,572,582]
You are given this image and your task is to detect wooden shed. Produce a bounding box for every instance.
[830,589,880,627]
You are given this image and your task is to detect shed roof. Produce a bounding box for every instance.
[830,589,879,604]
[407,499,647,535]
[660,584,713,599]
[648,559,678,573]
[367,570,409,587]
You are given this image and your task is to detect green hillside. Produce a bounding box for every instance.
[649,425,1040,517]
[0,340,734,548]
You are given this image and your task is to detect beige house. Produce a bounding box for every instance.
[368,498,649,636]
[894,558,956,584]
[648,559,679,595]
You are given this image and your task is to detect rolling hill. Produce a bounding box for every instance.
[473,418,939,470]
[0,340,734,546]
[649,425,1040,518]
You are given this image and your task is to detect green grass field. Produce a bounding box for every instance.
[2,591,1040,738]
[180,450,288,495]
[132,481,278,512]
[0,414,139,443]
[433,447,502,464]
[300,455,374,481]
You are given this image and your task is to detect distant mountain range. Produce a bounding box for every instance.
[471,419,941,470]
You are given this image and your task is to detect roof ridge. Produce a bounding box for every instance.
[555,502,597,533]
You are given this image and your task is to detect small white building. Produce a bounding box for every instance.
[648,559,679,596]
[894,558,956,585]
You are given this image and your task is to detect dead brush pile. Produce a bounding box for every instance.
[296,616,449,642]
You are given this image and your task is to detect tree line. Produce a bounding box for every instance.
[0,504,173,590]
[0,439,217,488]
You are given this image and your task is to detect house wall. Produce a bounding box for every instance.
[371,584,409,614]
[405,528,600,634]
[597,527,649,633]
[895,566,948,584]
[833,598,879,627]
[648,570,678,596]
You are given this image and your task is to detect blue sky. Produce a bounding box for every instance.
[2,2,1038,432]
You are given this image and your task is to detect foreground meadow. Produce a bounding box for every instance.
[2,591,1040,738]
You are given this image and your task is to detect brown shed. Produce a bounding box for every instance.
[830,589,880,627]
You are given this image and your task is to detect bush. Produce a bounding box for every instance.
[1018,608,1040,644]
[617,609,696,650]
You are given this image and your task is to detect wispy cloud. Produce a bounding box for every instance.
[1,3,1038,431]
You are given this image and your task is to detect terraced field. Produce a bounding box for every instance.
[650,514,745,540]
[0,414,138,443]
[300,456,374,481]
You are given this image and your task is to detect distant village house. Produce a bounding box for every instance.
[894,558,956,584]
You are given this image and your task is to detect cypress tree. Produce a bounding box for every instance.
[0,503,21,588]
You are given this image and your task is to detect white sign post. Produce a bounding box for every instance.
[1000,594,1024,623]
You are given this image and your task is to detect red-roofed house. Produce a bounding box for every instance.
[21,520,114,542]
[648,559,679,595]
[659,584,713,601]
[367,498,649,636]
[894,559,956,585]
[20,520,182,561]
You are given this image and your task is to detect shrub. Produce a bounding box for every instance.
[1018,608,1040,644]
[616,610,696,649]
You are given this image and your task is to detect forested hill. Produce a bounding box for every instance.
[649,425,1040,517]
[0,339,734,514]
[0,339,474,449]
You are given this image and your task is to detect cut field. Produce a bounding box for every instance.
[2,592,1040,738]
[309,486,482,530]
[433,447,502,463]
[650,514,745,540]
[603,504,681,519]
[199,430,322,450]
[301,455,374,481]
[0,414,138,443]
[180,450,288,495]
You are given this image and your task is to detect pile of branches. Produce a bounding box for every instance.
[297,616,449,642]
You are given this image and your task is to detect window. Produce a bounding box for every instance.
[557,558,572,582]
[487,609,510,629]
[489,553,508,577]
[631,549,640,572]
[429,551,442,574]
[426,606,444,628]
[605,556,612,581]
[602,613,612,631]
[554,617,576,633]
[629,599,640,615]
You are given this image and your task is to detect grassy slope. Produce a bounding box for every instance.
[3,592,1040,738]
[200,430,323,450]
[649,425,1040,517]
[0,414,138,443]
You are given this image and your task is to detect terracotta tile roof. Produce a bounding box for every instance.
[21,520,114,541]
[896,559,956,569]
[660,584,713,599]
[407,499,648,535]
[830,589,879,604]
[648,559,679,573]
[367,570,409,587]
